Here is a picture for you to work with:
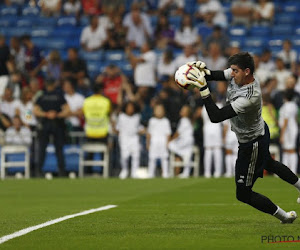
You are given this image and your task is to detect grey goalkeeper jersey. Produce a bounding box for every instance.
[224,68,265,143]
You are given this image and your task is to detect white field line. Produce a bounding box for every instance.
[0,205,117,245]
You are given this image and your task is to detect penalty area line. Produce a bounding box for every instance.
[0,204,117,245]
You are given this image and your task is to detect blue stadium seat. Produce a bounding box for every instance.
[16,18,35,27]
[36,17,57,28]
[295,25,300,36]
[57,16,77,27]
[6,27,31,37]
[268,35,286,47]
[64,145,80,173]
[65,39,80,49]
[6,153,26,174]
[242,46,263,55]
[104,50,125,61]
[21,6,39,16]
[229,36,245,48]
[31,27,54,37]
[45,38,67,50]
[80,50,103,61]
[291,35,300,47]
[228,26,247,37]
[79,16,89,27]
[118,61,133,77]
[0,5,18,16]
[168,16,182,29]
[150,15,158,28]
[283,2,300,12]
[198,24,213,40]
[271,24,293,36]
[248,26,271,36]
[42,145,58,173]
[244,36,267,48]
[185,0,197,15]
[0,18,16,27]
[87,61,106,79]
[275,13,296,25]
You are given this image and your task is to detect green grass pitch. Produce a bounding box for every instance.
[0,177,299,249]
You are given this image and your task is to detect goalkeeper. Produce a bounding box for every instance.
[186,52,300,223]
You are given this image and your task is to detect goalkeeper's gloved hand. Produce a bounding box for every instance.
[187,61,211,76]
[186,67,211,98]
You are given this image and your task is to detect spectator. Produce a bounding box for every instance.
[6,70,22,99]
[259,48,275,72]
[21,35,43,79]
[5,115,32,146]
[62,48,89,95]
[63,0,81,17]
[28,77,43,103]
[158,0,184,16]
[201,42,227,70]
[62,78,85,131]
[80,15,107,52]
[0,111,11,142]
[33,78,70,177]
[9,36,25,74]
[157,49,176,81]
[0,34,10,77]
[168,105,194,178]
[223,119,238,178]
[196,0,228,28]
[277,40,297,73]
[15,87,37,130]
[174,14,199,48]
[253,53,272,86]
[147,103,171,178]
[204,25,230,57]
[40,0,62,17]
[0,87,20,119]
[273,57,292,91]
[81,0,101,16]
[279,89,299,174]
[201,100,223,178]
[231,0,254,27]
[115,101,142,179]
[33,50,62,81]
[95,64,131,108]
[252,0,274,26]
[102,15,127,50]
[123,3,153,48]
[174,45,197,69]
[154,14,175,49]
[126,40,157,100]
[227,41,241,57]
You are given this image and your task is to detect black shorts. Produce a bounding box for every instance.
[235,122,272,188]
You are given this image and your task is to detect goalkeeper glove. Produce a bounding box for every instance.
[186,67,211,98]
[187,61,211,76]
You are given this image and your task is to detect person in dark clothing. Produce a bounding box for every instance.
[33,78,70,177]
[0,34,10,76]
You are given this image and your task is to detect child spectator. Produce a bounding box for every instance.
[168,105,194,178]
[116,101,142,179]
[279,90,299,174]
[154,14,175,49]
[5,115,32,146]
[15,87,37,130]
[147,103,171,178]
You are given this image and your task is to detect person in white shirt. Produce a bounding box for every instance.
[0,87,20,119]
[273,57,292,91]
[201,102,223,178]
[5,115,32,146]
[174,14,199,48]
[158,0,184,15]
[168,105,194,178]
[174,45,197,69]
[62,78,85,131]
[157,49,176,80]
[15,87,37,130]
[223,119,238,177]
[277,40,297,73]
[123,3,153,48]
[40,0,62,17]
[196,0,228,28]
[63,0,81,16]
[116,101,142,179]
[252,0,274,26]
[80,15,107,52]
[147,104,172,178]
[279,90,299,174]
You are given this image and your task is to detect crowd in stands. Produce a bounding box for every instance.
[0,0,300,178]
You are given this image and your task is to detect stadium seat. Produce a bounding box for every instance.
[282,2,300,12]
[229,36,245,48]
[6,27,31,37]
[268,35,286,47]
[16,18,35,27]
[291,35,300,46]
[0,18,16,27]
[228,26,247,37]
[242,46,263,55]
[244,36,267,48]
[64,145,80,173]
[271,24,293,36]
[104,50,126,61]
[36,17,57,28]
[42,144,58,173]
[0,145,30,179]
[45,38,66,50]
[31,27,54,38]
[275,13,296,25]
[168,16,182,29]
[248,26,271,36]
[169,146,200,177]
[79,143,109,178]
[0,5,18,16]
[197,24,213,40]
[21,6,39,16]
[57,16,77,27]
[80,50,103,61]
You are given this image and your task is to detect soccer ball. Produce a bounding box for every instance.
[174,64,196,90]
